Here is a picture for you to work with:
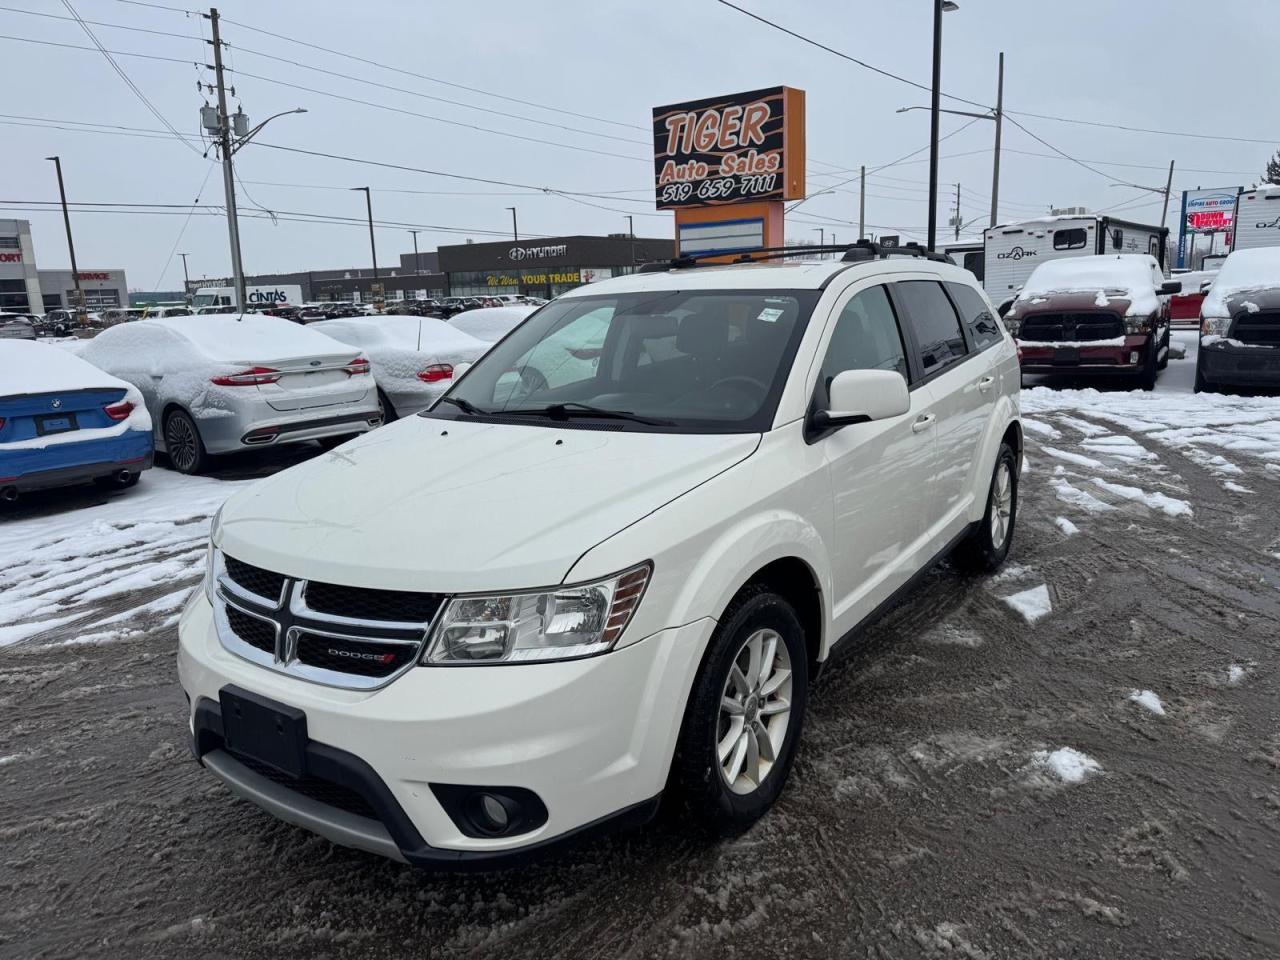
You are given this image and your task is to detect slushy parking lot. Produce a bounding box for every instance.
[3,335,1278,958]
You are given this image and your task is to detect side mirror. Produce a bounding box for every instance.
[1157,280,1182,295]
[1199,280,1213,294]
[813,369,910,431]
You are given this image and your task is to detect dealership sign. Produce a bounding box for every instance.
[652,86,805,210]
[1176,186,1241,267]
[507,244,568,261]
[0,252,21,263]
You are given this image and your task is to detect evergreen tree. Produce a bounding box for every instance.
[1265,150,1280,185]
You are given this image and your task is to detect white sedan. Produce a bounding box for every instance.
[448,305,537,344]
[308,316,488,419]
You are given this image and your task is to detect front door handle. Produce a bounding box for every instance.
[977,375,996,393]
[911,413,935,434]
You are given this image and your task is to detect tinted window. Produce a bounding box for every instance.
[946,282,1003,350]
[894,281,968,373]
[1053,228,1087,250]
[817,286,908,404]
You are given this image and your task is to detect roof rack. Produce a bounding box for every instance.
[636,238,955,272]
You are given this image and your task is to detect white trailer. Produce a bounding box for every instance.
[983,215,1168,302]
[1230,185,1280,253]
[193,284,303,309]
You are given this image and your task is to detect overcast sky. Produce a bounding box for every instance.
[3,0,1275,289]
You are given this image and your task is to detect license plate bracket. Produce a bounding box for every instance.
[219,686,308,778]
[35,413,78,436]
[1053,347,1080,365]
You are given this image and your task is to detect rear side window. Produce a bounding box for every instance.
[946,283,1003,351]
[817,286,908,404]
[1053,228,1087,250]
[893,281,968,374]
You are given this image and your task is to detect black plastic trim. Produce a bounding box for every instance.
[190,695,662,869]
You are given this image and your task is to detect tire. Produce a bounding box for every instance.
[953,441,1018,573]
[377,388,398,423]
[163,408,207,475]
[1193,358,1208,394]
[671,586,809,833]
[1156,329,1170,371]
[1138,344,1158,391]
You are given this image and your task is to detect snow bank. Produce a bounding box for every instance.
[1001,584,1052,623]
[1128,689,1166,715]
[1201,247,1280,318]
[449,305,537,343]
[1029,747,1100,784]
[0,339,131,396]
[1015,255,1162,317]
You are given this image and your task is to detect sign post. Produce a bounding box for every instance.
[652,86,805,262]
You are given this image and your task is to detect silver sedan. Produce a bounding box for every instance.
[78,314,382,473]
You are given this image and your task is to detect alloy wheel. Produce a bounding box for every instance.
[166,415,197,472]
[990,461,1013,549]
[717,628,793,795]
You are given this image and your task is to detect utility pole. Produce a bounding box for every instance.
[178,252,191,299]
[859,165,866,240]
[953,182,961,241]
[990,51,1004,227]
[506,206,518,242]
[1159,160,1176,231]
[352,187,377,278]
[206,8,245,311]
[45,156,85,325]
[408,229,421,274]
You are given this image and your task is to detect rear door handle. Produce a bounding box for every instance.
[977,375,996,393]
[911,413,935,434]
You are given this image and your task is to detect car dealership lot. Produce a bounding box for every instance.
[1,336,1278,959]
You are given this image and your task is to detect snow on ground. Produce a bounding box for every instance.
[0,471,248,646]
[1028,747,1102,784]
[1001,584,1052,623]
[1128,689,1167,716]
[1054,516,1080,536]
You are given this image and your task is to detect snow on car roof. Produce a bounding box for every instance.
[1201,247,1280,318]
[312,316,486,353]
[0,338,129,396]
[1017,255,1161,315]
[141,313,356,361]
[448,305,538,343]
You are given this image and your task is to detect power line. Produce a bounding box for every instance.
[112,0,194,12]
[152,163,216,289]
[0,32,195,64]
[218,13,645,133]
[0,5,195,40]
[58,0,201,153]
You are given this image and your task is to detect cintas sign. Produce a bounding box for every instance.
[652,87,805,210]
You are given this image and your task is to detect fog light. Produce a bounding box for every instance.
[430,783,549,838]
[477,794,510,832]
[1129,351,1139,364]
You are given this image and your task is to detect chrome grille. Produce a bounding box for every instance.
[212,551,440,690]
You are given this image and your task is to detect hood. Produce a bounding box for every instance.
[216,416,759,593]
[1205,285,1280,320]
[1007,291,1131,320]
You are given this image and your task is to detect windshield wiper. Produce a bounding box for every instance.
[438,396,487,416]
[499,401,674,426]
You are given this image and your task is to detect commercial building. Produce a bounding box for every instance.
[186,252,446,304]
[0,218,128,313]
[438,234,673,298]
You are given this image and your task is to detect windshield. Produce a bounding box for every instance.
[430,288,819,432]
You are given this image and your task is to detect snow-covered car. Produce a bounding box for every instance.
[448,304,538,344]
[1002,254,1180,390]
[78,314,382,474]
[179,247,1023,865]
[1196,247,1280,393]
[0,314,37,340]
[0,339,153,499]
[307,316,488,418]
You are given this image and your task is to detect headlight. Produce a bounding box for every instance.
[1201,317,1231,337]
[423,563,651,665]
[1123,317,1152,335]
[204,543,220,607]
[1002,317,1021,337]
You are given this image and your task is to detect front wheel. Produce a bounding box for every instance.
[671,586,809,833]
[953,441,1018,573]
[1138,343,1158,391]
[1193,358,1208,394]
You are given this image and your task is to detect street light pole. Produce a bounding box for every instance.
[352,186,377,279]
[178,252,191,299]
[990,51,1004,227]
[625,214,636,266]
[506,206,518,242]
[814,227,825,256]
[928,1,958,251]
[408,229,421,275]
[45,156,85,324]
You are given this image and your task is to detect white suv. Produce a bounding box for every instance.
[178,245,1022,866]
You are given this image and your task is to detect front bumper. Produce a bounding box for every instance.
[1017,334,1151,375]
[177,592,713,865]
[1198,339,1280,387]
